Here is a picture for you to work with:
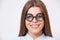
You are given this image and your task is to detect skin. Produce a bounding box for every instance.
[25,7,44,39]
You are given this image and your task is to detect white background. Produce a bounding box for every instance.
[0,0,60,40]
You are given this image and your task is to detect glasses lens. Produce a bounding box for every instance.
[36,13,44,21]
[25,14,33,22]
[25,13,44,22]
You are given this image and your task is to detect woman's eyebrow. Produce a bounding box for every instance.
[26,13,32,15]
[27,12,42,14]
[38,13,43,14]
[26,13,43,16]
[27,13,32,14]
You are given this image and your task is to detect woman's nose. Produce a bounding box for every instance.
[32,18,37,23]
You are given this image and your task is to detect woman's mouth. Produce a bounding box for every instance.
[30,24,40,29]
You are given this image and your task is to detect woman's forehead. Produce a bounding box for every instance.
[27,7,42,16]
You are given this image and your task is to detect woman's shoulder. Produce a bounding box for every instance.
[8,35,57,40]
[45,36,57,40]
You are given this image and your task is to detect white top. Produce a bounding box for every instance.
[10,34,57,40]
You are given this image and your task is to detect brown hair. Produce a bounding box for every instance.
[19,0,52,37]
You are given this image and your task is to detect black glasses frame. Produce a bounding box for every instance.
[25,13,45,22]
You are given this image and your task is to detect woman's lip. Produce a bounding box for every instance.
[30,24,40,29]
[30,26,39,29]
[30,24,40,26]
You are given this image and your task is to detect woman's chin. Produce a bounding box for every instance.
[30,30,40,34]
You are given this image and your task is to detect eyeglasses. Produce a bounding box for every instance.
[25,13,45,22]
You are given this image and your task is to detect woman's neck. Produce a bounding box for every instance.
[28,31,42,39]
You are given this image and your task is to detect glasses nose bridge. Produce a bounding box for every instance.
[33,16,37,19]
[32,16,37,22]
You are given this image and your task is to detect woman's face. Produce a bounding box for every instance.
[25,7,44,34]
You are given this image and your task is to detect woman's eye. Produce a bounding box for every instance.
[26,15,32,18]
[37,15,42,18]
[26,14,33,19]
[36,13,43,18]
